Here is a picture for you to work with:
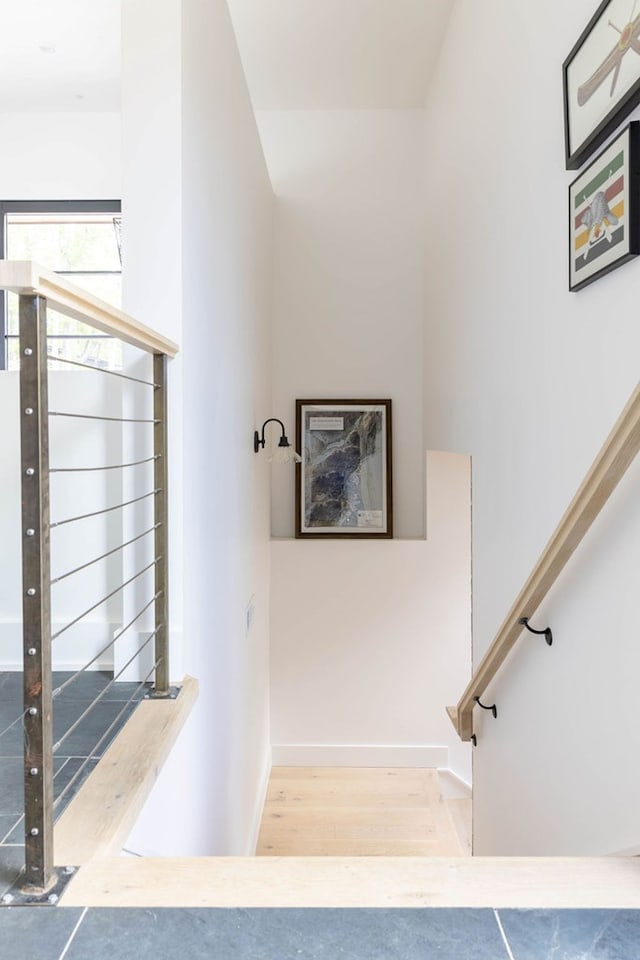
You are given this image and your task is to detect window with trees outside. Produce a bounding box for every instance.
[0,200,122,371]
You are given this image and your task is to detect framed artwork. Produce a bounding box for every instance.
[295,399,393,539]
[564,0,640,170]
[569,121,640,290]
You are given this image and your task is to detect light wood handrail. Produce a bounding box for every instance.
[448,377,640,741]
[0,260,179,357]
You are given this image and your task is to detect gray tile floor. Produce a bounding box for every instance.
[0,671,148,896]
[1,907,639,959]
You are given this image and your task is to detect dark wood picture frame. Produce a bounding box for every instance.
[295,399,393,539]
[569,121,640,290]
[563,0,640,170]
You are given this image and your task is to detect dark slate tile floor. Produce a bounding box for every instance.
[0,817,17,844]
[64,908,507,960]
[499,909,640,959]
[0,905,84,959]
[0,671,148,896]
[1,908,639,960]
[0,846,26,902]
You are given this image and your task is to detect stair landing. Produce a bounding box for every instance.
[256,767,470,857]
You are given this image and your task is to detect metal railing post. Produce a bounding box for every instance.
[153,353,170,695]
[19,294,56,892]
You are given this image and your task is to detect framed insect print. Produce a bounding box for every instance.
[569,122,640,290]
[295,399,393,538]
[564,0,640,170]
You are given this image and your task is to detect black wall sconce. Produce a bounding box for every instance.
[254,418,301,463]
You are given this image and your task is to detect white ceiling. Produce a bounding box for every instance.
[0,0,120,111]
[0,0,454,113]
[227,0,455,110]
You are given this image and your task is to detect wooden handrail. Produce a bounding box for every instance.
[0,260,179,357]
[448,377,640,741]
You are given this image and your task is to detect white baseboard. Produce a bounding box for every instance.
[607,843,640,857]
[437,767,472,798]
[0,656,114,672]
[271,744,449,768]
[0,621,182,678]
[246,745,273,856]
[0,619,117,672]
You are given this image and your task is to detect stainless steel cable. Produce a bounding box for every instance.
[52,635,159,754]
[51,525,160,584]
[51,490,160,528]
[51,559,160,640]
[49,412,159,424]
[50,456,159,474]
[55,270,121,276]
[45,354,158,388]
[52,594,161,697]
[52,660,160,809]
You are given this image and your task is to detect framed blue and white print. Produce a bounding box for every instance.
[295,399,393,538]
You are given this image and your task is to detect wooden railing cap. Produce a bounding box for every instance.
[0,260,179,358]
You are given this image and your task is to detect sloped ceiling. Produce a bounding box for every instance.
[227,0,455,109]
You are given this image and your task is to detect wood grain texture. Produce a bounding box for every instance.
[256,767,464,858]
[451,375,640,741]
[446,798,472,856]
[61,855,640,908]
[54,676,198,865]
[0,260,179,357]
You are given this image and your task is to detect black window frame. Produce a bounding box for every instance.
[0,199,121,370]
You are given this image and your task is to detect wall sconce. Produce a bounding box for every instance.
[254,418,301,463]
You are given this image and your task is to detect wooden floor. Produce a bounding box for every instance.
[256,767,471,857]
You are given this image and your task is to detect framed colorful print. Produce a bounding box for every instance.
[563,0,640,170]
[295,399,393,539]
[569,121,640,291]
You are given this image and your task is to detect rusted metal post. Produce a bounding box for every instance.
[19,294,56,892]
[153,353,169,695]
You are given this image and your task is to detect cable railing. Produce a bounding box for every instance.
[448,375,640,743]
[0,260,178,895]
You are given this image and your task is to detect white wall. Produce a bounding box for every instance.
[0,112,120,199]
[261,110,475,787]
[270,450,472,784]
[424,0,640,854]
[258,110,426,539]
[121,0,274,856]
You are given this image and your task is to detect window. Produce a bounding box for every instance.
[0,200,122,370]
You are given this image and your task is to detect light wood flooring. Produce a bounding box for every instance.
[256,767,471,857]
[62,856,640,909]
